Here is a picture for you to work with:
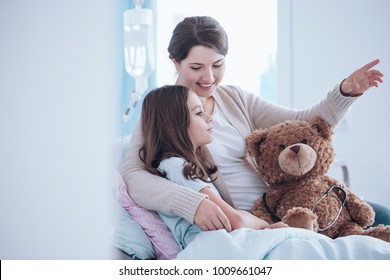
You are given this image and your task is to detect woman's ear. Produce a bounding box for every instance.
[171,57,180,72]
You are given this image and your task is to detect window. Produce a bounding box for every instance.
[155,0,277,101]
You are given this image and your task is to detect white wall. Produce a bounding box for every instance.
[278,0,390,206]
[0,0,122,258]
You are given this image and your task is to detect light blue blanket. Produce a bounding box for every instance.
[175,228,390,260]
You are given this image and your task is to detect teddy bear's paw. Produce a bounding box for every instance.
[365,225,390,243]
[282,207,318,231]
[348,203,375,227]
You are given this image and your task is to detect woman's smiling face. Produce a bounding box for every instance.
[173,45,225,98]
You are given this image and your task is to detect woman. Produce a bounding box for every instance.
[121,16,387,231]
[139,85,286,248]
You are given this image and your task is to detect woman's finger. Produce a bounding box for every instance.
[359,59,380,72]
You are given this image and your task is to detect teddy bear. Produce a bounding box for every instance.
[246,116,390,242]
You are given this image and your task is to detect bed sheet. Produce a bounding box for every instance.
[175,227,390,260]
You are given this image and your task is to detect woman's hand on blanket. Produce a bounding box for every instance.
[194,198,232,232]
[233,211,289,231]
[340,59,384,96]
[234,210,274,230]
[195,188,287,232]
[268,222,289,229]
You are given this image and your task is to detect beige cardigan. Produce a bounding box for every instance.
[120,82,357,223]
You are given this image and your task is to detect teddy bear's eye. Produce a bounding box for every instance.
[301,139,308,144]
[279,144,286,151]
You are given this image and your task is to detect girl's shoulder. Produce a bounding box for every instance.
[158,157,186,172]
[158,157,208,192]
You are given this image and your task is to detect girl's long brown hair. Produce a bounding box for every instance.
[139,85,217,182]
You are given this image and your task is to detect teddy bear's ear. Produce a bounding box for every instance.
[310,116,333,140]
[246,129,268,158]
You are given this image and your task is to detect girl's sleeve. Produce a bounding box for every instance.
[119,120,206,223]
[158,157,209,193]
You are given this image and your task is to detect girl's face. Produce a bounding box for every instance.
[187,91,213,149]
[173,46,225,98]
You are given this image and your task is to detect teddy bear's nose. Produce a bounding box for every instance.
[290,145,301,154]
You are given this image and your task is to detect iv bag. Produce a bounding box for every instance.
[123,7,155,95]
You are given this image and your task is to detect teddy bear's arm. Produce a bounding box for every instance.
[344,188,375,228]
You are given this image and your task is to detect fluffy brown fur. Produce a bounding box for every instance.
[246,116,390,242]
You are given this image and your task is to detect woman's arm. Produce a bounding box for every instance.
[245,81,357,129]
[120,119,205,223]
[254,60,383,129]
[120,123,231,229]
[223,59,382,133]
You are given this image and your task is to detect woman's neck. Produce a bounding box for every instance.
[200,96,215,115]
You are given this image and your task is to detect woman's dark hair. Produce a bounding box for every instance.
[168,16,229,63]
[139,85,217,182]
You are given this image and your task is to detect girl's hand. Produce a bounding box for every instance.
[340,59,384,96]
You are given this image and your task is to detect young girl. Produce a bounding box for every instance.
[139,85,286,249]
